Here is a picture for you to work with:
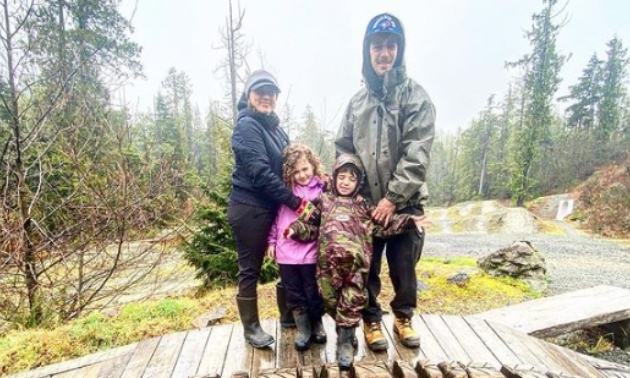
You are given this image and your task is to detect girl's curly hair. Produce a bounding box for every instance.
[282,143,324,189]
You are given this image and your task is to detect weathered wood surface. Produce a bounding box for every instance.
[581,354,630,378]
[473,285,630,338]
[8,314,625,378]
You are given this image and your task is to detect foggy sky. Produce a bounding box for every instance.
[118,0,630,134]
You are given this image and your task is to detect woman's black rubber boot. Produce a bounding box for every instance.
[236,296,274,348]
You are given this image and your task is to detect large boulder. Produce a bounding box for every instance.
[477,241,547,292]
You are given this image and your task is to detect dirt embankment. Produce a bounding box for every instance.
[425,200,538,235]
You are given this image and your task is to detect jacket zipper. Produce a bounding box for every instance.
[374,105,384,199]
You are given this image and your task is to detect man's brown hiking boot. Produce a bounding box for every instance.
[394,317,420,348]
[363,321,388,351]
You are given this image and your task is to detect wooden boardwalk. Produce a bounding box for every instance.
[8,314,630,378]
[474,285,630,338]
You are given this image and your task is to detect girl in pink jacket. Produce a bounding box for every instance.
[266,143,327,351]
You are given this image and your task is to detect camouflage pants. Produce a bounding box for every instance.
[317,248,370,328]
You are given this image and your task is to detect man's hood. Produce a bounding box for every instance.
[362,13,406,96]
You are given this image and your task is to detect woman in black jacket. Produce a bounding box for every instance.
[228,70,319,348]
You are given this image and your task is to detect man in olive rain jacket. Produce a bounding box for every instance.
[335,12,436,351]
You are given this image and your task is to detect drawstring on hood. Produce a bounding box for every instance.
[362,13,406,98]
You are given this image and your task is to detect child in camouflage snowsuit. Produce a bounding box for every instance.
[286,153,426,370]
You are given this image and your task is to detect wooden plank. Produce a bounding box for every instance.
[8,343,138,378]
[277,322,299,368]
[474,285,630,337]
[55,351,133,378]
[196,323,233,376]
[141,331,186,378]
[220,321,253,377]
[491,320,605,377]
[543,342,614,378]
[170,328,211,378]
[50,366,83,378]
[381,314,426,366]
[485,321,557,372]
[422,314,471,363]
[299,342,328,370]
[321,314,338,364]
[458,362,505,378]
[95,351,134,378]
[119,337,161,378]
[297,317,317,368]
[501,365,549,378]
[375,316,402,366]
[353,360,398,378]
[299,337,327,369]
[355,320,381,365]
[440,315,501,367]
[74,360,104,378]
[415,314,449,363]
[251,319,278,376]
[581,354,630,378]
[463,316,523,367]
[581,353,630,371]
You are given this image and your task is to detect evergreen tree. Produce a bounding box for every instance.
[204,100,234,186]
[489,85,518,199]
[560,54,603,132]
[506,0,567,206]
[296,105,335,170]
[450,96,500,201]
[599,36,629,141]
[427,130,460,205]
[280,102,299,141]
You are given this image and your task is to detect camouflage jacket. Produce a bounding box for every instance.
[287,192,418,260]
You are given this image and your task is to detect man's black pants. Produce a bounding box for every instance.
[362,206,424,323]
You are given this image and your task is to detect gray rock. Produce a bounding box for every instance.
[191,306,227,328]
[447,272,470,287]
[420,271,433,279]
[477,240,547,292]
[416,279,430,292]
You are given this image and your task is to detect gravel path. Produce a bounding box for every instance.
[424,228,630,294]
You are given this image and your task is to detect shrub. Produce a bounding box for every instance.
[183,177,278,287]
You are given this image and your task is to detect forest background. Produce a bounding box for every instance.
[1,0,629,334]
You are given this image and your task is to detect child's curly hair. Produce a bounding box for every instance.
[282,143,324,188]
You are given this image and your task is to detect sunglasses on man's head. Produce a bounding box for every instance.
[253,86,278,96]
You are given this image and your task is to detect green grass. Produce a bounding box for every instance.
[536,219,568,235]
[0,257,540,376]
